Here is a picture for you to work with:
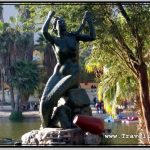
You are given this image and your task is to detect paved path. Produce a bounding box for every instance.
[0,105,136,121]
[0,105,109,120]
[0,110,40,118]
[0,89,98,118]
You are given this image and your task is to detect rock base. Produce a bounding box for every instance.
[21,128,102,145]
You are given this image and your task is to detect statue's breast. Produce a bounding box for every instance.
[65,36,77,50]
[55,35,77,54]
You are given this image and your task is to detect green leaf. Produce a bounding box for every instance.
[0,21,4,30]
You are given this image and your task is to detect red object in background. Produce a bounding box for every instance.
[73,115,105,135]
[127,116,138,121]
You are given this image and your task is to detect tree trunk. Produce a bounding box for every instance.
[20,94,30,111]
[1,82,5,103]
[15,90,21,112]
[9,84,15,111]
[136,62,150,144]
[135,94,147,144]
[1,67,5,103]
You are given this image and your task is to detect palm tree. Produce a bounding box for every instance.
[0,5,5,104]
[10,60,39,112]
[15,5,34,61]
[0,22,36,111]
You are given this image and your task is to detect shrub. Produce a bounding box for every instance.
[9,111,23,121]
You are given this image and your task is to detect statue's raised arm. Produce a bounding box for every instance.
[76,11,96,41]
[41,11,55,44]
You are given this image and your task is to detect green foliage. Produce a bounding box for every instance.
[84,4,150,115]
[0,21,3,30]
[10,60,39,96]
[0,22,33,55]
[86,39,138,115]
[9,111,23,121]
[0,23,13,53]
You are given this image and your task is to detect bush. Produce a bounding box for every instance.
[9,111,23,121]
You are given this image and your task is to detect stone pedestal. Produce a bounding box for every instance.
[21,88,101,145]
[21,128,102,145]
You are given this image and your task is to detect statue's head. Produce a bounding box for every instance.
[52,17,67,36]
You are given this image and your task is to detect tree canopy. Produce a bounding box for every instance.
[10,60,39,98]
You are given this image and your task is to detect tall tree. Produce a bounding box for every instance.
[0,5,36,111]
[0,5,5,103]
[85,4,150,144]
[4,5,35,111]
[10,60,39,112]
[15,5,34,61]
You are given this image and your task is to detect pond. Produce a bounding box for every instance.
[0,117,138,146]
[105,122,138,145]
[0,117,41,141]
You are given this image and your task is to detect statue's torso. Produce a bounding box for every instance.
[53,34,80,76]
[54,34,79,62]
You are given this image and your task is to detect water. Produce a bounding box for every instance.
[105,122,138,145]
[0,117,41,140]
[0,117,138,145]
